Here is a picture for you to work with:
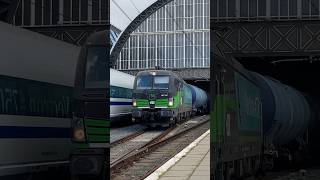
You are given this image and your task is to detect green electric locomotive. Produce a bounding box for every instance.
[132,70,192,127]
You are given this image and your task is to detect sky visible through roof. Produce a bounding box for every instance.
[110,0,157,31]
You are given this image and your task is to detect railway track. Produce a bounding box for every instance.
[110,127,174,166]
[110,115,209,180]
[111,130,145,147]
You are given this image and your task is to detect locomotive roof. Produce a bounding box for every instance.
[136,70,183,81]
[212,54,260,87]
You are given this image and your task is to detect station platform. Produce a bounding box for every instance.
[145,130,210,180]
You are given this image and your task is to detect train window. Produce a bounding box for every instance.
[137,75,153,89]
[136,75,169,89]
[85,46,107,89]
[154,76,169,89]
[110,86,132,99]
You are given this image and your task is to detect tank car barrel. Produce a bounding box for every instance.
[250,72,311,145]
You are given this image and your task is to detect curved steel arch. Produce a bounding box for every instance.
[110,0,174,67]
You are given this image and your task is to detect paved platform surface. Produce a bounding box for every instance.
[157,131,210,180]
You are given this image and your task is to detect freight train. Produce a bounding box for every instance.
[132,70,208,127]
[211,54,320,179]
[0,21,79,177]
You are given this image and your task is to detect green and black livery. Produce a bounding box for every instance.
[70,31,108,179]
[210,55,263,179]
[132,70,192,127]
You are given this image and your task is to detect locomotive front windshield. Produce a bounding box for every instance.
[136,75,169,90]
[85,46,107,88]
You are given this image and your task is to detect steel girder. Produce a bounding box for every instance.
[24,24,107,46]
[0,0,18,23]
[211,20,320,58]
[110,0,174,67]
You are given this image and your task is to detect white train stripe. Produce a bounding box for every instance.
[110,98,132,102]
[0,160,69,176]
[110,112,131,118]
[0,115,71,128]
[89,143,109,148]
[0,138,70,175]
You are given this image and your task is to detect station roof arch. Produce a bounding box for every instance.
[110,0,174,67]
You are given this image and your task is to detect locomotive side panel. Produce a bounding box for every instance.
[211,56,263,179]
[211,60,262,163]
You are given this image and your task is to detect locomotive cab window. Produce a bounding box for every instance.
[154,76,169,89]
[136,75,169,89]
[136,75,153,89]
[85,46,107,89]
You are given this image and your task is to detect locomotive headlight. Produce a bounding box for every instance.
[168,97,174,106]
[72,117,86,142]
[74,129,85,141]
[133,99,137,107]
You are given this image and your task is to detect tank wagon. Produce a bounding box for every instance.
[132,70,207,127]
[189,85,208,114]
[250,73,310,144]
[211,55,319,179]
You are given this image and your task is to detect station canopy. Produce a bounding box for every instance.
[110,0,157,31]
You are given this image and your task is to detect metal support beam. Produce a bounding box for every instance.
[211,20,320,58]
[24,24,106,46]
[0,0,19,23]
